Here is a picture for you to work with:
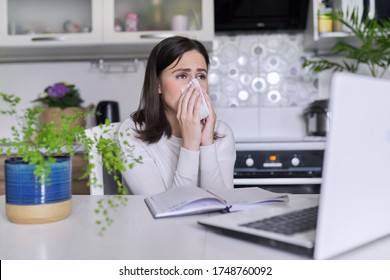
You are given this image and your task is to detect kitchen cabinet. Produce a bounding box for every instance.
[103,0,213,44]
[303,0,359,53]
[0,0,102,46]
[0,0,213,62]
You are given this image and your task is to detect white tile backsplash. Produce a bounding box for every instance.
[211,33,318,139]
[209,33,319,109]
[217,107,307,141]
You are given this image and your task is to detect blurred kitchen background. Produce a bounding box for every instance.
[1,0,389,141]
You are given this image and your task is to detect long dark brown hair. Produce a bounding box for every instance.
[131,36,210,143]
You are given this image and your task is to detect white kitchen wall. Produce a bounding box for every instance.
[0,60,145,138]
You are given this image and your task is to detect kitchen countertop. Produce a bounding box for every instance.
[1,194,390,260]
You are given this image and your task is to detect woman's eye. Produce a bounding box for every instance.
[176,74,188,79]
[196,74,207,80]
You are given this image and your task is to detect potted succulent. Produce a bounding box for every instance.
[303,8,390,78]
[32,82,87,129]
[0,92,141,235]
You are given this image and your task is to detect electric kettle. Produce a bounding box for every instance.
[95,101,120,125]
[303,99,330,137]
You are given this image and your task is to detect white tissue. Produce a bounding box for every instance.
[180,79,209,120]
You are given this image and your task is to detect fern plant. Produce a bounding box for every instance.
[0,92,142,235]
[303,9,390,78]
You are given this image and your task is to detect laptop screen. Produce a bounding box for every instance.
[315,72,390,259]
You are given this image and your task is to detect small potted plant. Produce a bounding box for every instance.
[303,8,390,78]
[32,82,87,129]
[0,92,141,235]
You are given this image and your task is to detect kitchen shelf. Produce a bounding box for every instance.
[318,31,352,38]
[303,0,359,54]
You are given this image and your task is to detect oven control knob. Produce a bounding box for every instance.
[245,157,254,167]
[291,157,300,166]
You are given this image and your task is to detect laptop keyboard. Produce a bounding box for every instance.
[241,206,318,235]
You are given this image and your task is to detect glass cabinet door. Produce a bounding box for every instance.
[0,0,102,46]
[103,0,214,43]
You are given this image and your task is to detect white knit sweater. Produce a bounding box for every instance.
[118,118,236,195]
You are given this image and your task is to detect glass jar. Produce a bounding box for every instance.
[318,8,333,34]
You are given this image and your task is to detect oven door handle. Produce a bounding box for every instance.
[234,178,322,185]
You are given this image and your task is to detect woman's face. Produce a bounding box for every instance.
[159,50,208,115]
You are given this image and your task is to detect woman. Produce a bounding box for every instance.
[118,36,236,195]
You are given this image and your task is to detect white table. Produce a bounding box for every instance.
[1,195,390,260]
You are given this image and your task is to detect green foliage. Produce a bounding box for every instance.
[0,94,81,177]
[81,120,143,235]
[303,9,390,78]
[32,82,84,108]
[0,92,141,235]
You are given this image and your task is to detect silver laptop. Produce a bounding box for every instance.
[198,72,390,259]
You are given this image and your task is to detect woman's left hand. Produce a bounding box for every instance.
[200,91,216,146]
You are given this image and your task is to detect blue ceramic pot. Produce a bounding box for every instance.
[4,156,72,223]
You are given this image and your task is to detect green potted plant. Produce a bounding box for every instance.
[0,92,141,235]
[302,9,390,138]
[303,9,390,78]
[32,81,87,129]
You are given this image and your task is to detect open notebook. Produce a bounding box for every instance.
[198,72,390,259]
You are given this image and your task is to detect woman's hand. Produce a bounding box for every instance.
[200,90,216,146]
[176,84,203,151]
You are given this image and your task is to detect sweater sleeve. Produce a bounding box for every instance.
[171,147,200,188]
[199,121,236,190]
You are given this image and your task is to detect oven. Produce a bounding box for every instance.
[233,139,325,194]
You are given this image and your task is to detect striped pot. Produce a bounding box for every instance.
[4,156,72,224]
